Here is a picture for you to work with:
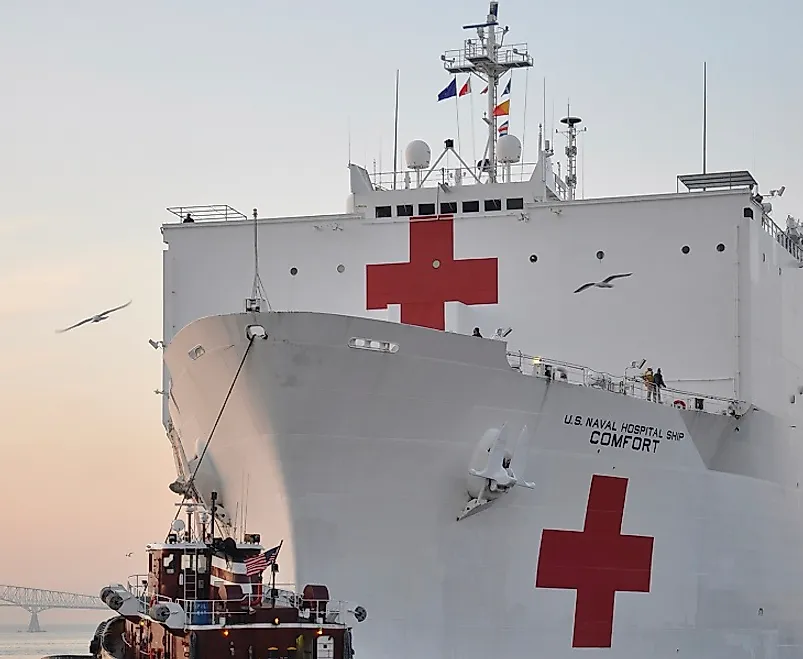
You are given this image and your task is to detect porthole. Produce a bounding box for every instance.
[529,254,538,263]
[681,245,690,254]
[290,267,298,276]
[596,250,605,260]
[716,243,725,252]
[337,264,345,273]
[432,259,441,269]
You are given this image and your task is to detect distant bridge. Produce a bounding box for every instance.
[0,585,107,632]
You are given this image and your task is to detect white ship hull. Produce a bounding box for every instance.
[164,310,803,659]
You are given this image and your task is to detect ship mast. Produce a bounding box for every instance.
[443,1,532,183]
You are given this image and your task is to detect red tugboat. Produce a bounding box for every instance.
[92,494,366,659]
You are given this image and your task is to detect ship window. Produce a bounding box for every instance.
[681,245,690,254]
[717,243,726,252]
[397,204,413,217]
[506,197,524,210]
[181,554,194,570]
[596,250,605,260]
[197,555,208,573]
[440,201,457,214]
[463,200,480,213]
[375,205,392,219]
[163,554,175,569]
[418,203,436,215]
[484,199,502,211]
[290,267,298,276]
[529,254,538,263]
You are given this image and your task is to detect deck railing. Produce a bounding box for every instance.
[125,577,350,628]
[505,351,745,416]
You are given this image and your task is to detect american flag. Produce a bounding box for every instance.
[244,542,282,577]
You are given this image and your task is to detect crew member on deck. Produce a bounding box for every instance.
[643,367,656,402]
[654,368,665,403]
[472,327,482,337]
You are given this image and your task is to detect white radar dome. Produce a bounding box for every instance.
[497,134,522,164]
[405,140,431,170]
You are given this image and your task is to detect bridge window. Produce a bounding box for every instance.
[397,204,413,216]
[440,201,457,214]
[375,205,392,218]
[484,199,502,211]
[418,203,436,215]
[506,197,524,210]
[462,200,480,213]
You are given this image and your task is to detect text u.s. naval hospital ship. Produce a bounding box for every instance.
[153,3,803,658]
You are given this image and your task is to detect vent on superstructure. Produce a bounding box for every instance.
[677,171,757,193]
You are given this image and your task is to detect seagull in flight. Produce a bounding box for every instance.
[573,273,633,294]
[55,300,132,334]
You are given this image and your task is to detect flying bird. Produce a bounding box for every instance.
[55,299,132,334]
[573,273,633,294]
[125,552,133,558]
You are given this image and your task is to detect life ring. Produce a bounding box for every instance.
[673,399,686,409]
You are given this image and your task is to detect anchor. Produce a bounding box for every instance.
[457,423,534,521]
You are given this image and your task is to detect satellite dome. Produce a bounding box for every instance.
[405,140,431,170]
[497,134,522,164]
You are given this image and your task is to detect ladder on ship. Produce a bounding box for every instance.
[180,549,200,602]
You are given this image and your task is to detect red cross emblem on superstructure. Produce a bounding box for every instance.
[535,474,654,649]
[365,215,498,330]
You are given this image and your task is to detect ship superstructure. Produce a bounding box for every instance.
[154,3,803,658]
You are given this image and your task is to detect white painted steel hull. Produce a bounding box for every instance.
[164,311,803,659]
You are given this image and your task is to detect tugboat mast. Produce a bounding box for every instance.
[442,1,533,183]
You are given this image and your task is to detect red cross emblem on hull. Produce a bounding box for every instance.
[535,474,654,648]
[365,215,498,330]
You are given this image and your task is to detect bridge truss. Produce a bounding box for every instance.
[0,584,106,632]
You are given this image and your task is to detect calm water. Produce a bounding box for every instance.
[0,623,99,659]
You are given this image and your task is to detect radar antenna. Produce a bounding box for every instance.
[246,207,271,312]
[558,104,586,201]
[442,1,532,183]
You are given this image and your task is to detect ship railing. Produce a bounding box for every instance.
[506,351,745,416]
[367,163,539,192]
[178,596,352,628]
[442,42,533,73]
[761,214,803,261]
[165,204,248,224]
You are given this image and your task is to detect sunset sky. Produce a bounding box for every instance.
[1,0,801,624]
